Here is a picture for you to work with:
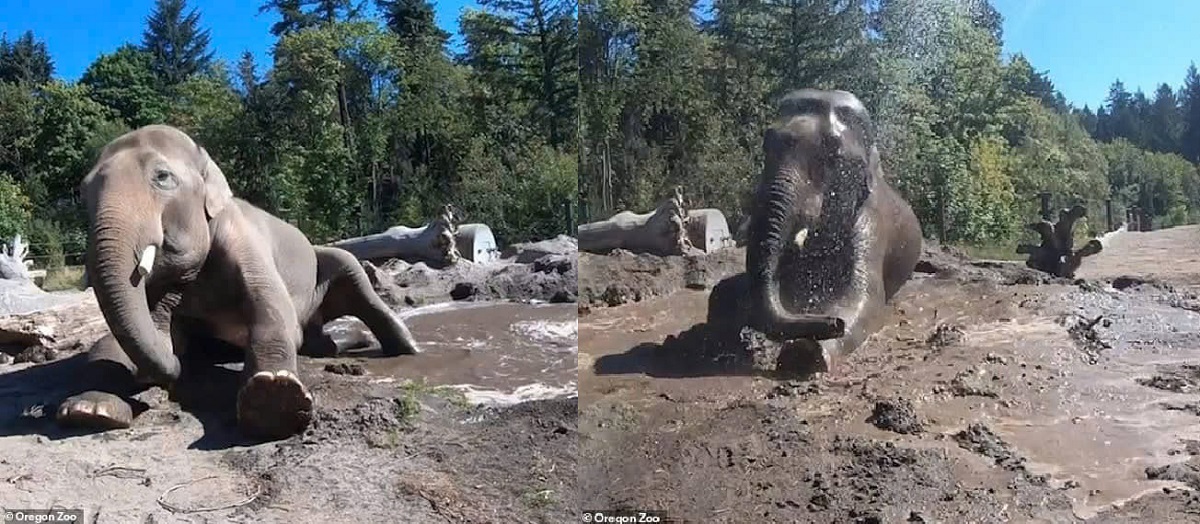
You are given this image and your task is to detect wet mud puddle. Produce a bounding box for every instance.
[314,301,577,406]
[581,276,1200,519]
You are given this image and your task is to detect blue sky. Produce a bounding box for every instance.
[993,0,1200,109]
[0,0,1197,110]
[0,0,479,81]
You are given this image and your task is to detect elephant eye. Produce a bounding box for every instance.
[152,169,178,190]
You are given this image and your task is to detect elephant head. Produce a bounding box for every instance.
[747,89,879,342]
[80,125,233,383]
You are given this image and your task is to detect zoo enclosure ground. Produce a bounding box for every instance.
[579,225,1200,523]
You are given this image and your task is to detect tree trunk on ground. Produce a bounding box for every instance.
[328,205,461,266]
[686,209,734,254]
[0,291,106,355]
[1017,204,1103,279]
[578,187,696,256]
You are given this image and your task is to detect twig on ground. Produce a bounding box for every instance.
[156,475,261,514]
[91,465,147,480]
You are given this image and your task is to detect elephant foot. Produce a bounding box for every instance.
[237,370,314,440]
[380,338,420,356]
[57,391,134,430]
[299,334,340,358]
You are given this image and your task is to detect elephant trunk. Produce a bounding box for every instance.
[747,164,845,342]
[87,201,178,384]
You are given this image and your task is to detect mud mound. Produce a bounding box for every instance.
[953,423,1024,470]
[1138,364,1200,393]
[368,254,577,307]
[578,249,743,309]
[866,398,925,434]
[917,241,1063,286]
[1146,460,1200,490]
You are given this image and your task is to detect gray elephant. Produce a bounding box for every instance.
[708,89,922,373]
[56,125,420,439]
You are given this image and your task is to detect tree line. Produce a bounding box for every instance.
[579,0,1200,246]
[0,0,578,269]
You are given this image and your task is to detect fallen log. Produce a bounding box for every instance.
[578,187,695,256]
[1018,204,1102,278]
[328,205,461,267]
[454,224,500,264]
[0,291,106,354]
[686,209,734,254]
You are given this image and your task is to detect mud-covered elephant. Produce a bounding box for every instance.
[708,89,922,372]
[56,125,421,440]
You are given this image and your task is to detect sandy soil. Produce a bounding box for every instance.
[580,226,1200,523]
[0,256,578,523]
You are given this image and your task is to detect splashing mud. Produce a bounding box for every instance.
[317,301,577,406]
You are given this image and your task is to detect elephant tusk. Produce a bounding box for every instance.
[137,245,156,277]
[794,228,809,249]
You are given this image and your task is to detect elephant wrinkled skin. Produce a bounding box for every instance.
[57,125,421,440]
[708,89,922,373]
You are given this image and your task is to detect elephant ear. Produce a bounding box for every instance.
[198,146,233,219]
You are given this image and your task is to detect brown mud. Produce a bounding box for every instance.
[580,225,1200,523]
[0,257,577,522]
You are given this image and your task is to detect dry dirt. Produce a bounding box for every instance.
[580,225,1200,523]
[0,258,578,523]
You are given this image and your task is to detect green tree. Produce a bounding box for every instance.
[0,31,54,85]
[378,0,449,44]
[0,174,32,242]
[1181,63,1200,163]
[80,44,169,127]
[142,0,215,87]
[0,83,39,181]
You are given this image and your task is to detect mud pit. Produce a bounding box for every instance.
[0,261,577,522]
[580,225,1200,522]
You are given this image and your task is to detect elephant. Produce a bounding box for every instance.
[707,88,922,373]
[55,125,421,440]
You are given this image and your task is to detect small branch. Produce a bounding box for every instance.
[157,475,262,514]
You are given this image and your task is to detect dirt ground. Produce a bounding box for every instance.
[0,256,578,523]
[580,226,1200,523]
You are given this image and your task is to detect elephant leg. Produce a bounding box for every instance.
[315,246,420,356]
[236,293,312,440]
[705,273,750,352]
[817,286,886,374]
[56,334,141,430]
[298,317,339,358]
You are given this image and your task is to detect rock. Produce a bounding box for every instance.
[325,363,366,376]
[532,254,573,275]
[450,282,480,301]
[502,235,578,264]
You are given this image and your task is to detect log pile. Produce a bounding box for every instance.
[579,187,734,256]
[1016,204,1103,279]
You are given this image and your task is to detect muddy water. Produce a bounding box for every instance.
[581,232,1200,520]
[313,301,577,406]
